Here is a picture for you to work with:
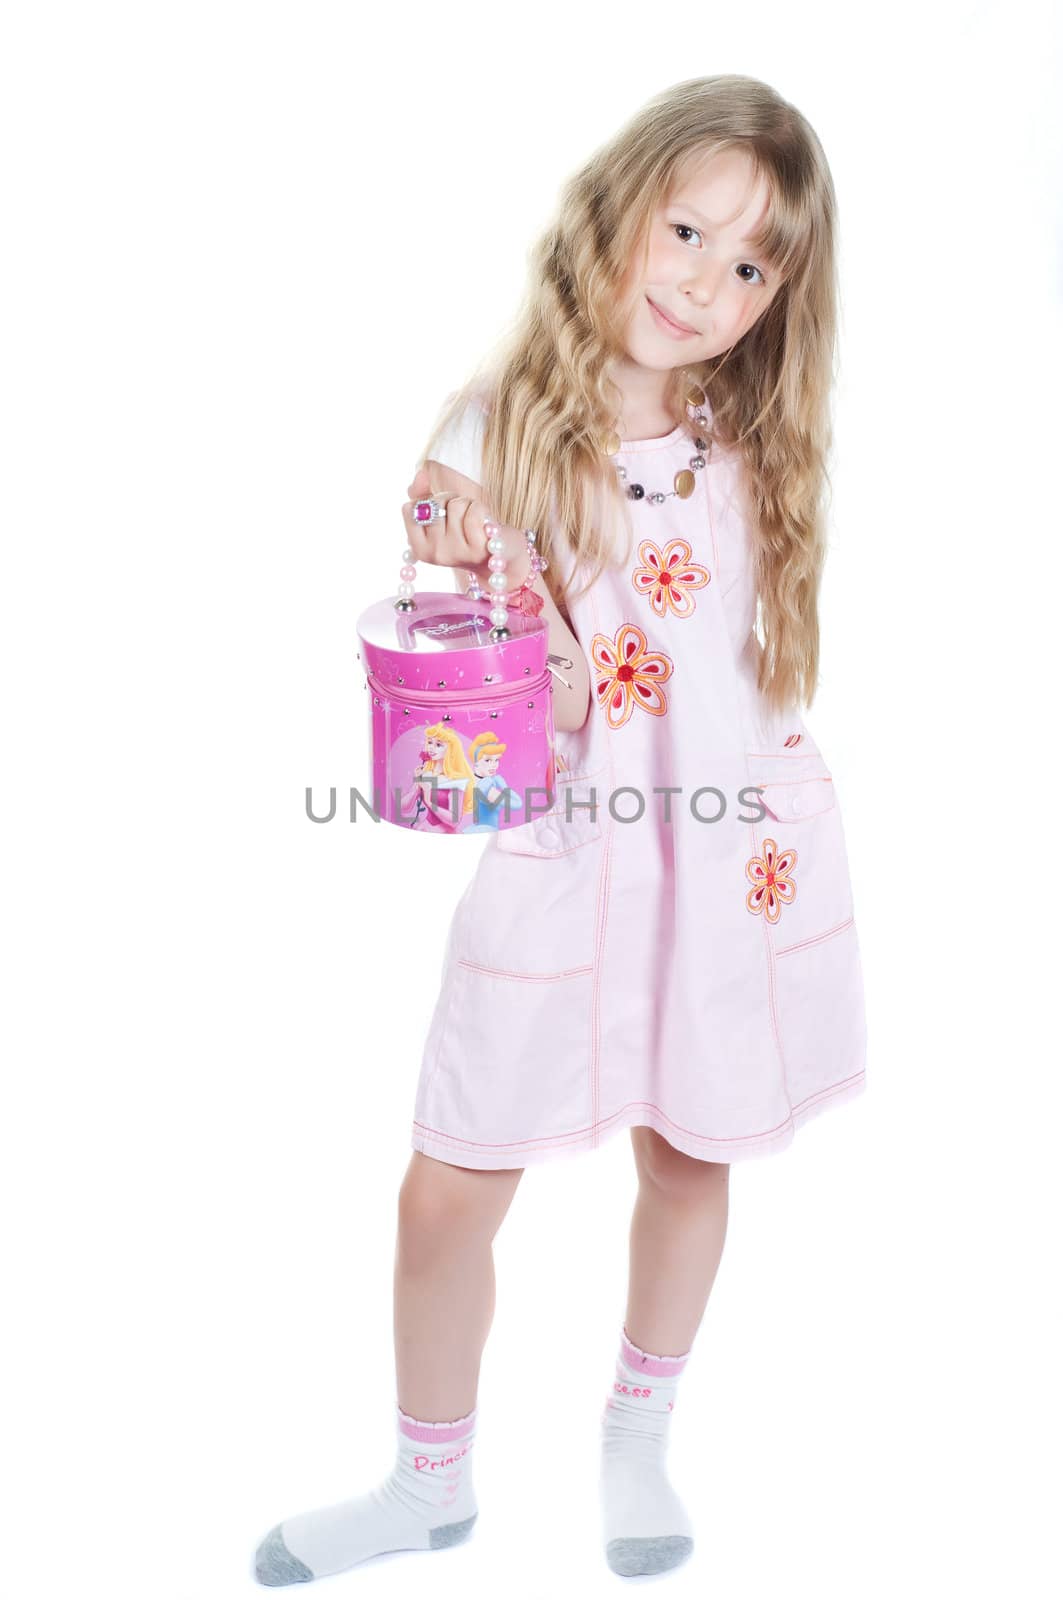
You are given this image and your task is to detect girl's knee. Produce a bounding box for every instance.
[631,1126,730,1198]
[397,1153,522,1251]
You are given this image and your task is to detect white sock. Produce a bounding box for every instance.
[599,1327,695,1577]
[254,1403,478,1585]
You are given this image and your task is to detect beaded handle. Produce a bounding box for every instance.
[398,499,545,642]
[464,525,546,621]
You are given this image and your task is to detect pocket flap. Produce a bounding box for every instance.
[745,751,836,822]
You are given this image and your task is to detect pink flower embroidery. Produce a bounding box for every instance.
[745,837,798,924]
[631,538,710,619]
[591,623,674,730]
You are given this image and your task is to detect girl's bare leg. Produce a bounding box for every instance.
[394,1151,525,1418]
[596,1129,730,1578]
[625,1127,730,1355]
[254,1152,523,1587]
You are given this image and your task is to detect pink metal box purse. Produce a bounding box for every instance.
[356,506,561,835]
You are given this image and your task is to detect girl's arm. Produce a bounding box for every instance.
[423,458,592,735]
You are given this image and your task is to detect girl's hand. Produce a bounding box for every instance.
[402,463,532,585]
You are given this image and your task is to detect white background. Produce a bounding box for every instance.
[3,3,1060,1596]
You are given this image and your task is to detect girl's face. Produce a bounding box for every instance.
[425,736,446,761]
[618,147,783,373]
[475,753,501,776]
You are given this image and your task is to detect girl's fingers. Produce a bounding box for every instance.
[401,489,476,567]
[400,493,443,560]
[400,478,499,573]
[458,499,493,568]
[448,494,484,564]
[452,495,494,571]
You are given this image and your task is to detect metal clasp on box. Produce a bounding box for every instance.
[546,652,573,689]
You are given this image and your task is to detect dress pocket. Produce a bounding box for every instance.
[743,753,855,950]
[769,917,867,1113]
[457,774,608,977]
[415,960,595,1158]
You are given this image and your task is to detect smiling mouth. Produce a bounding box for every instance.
[647,296,698,335]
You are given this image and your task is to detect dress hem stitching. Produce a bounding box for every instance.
[411,1068,866,1162]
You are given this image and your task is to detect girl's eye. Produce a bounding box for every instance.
[671,222,767,286]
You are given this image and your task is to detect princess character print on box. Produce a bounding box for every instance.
[464,731,525,833]
[398,725,529,834]
[398,724,474,833]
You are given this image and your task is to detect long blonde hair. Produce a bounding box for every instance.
[420,74,840,716]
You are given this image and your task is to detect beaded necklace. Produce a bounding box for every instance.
[602,381,712,505]
[464,381,712,622]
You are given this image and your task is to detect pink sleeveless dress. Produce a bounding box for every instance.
[410,392,867,1168]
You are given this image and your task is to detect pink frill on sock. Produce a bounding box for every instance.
[620,1327,692,1376]
[396,1403,477,1444]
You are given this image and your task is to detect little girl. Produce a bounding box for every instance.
[255,72,867,1585]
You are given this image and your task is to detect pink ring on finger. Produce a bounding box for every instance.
[413,497,447,525]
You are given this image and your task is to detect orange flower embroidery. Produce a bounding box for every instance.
[631,538,710,619]
[591,623,674,730]
[745,837,798,924]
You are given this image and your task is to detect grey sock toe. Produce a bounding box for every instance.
[605,1533,694,1577]
[429,1511,478,1549]
[254,1525,315,1586]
